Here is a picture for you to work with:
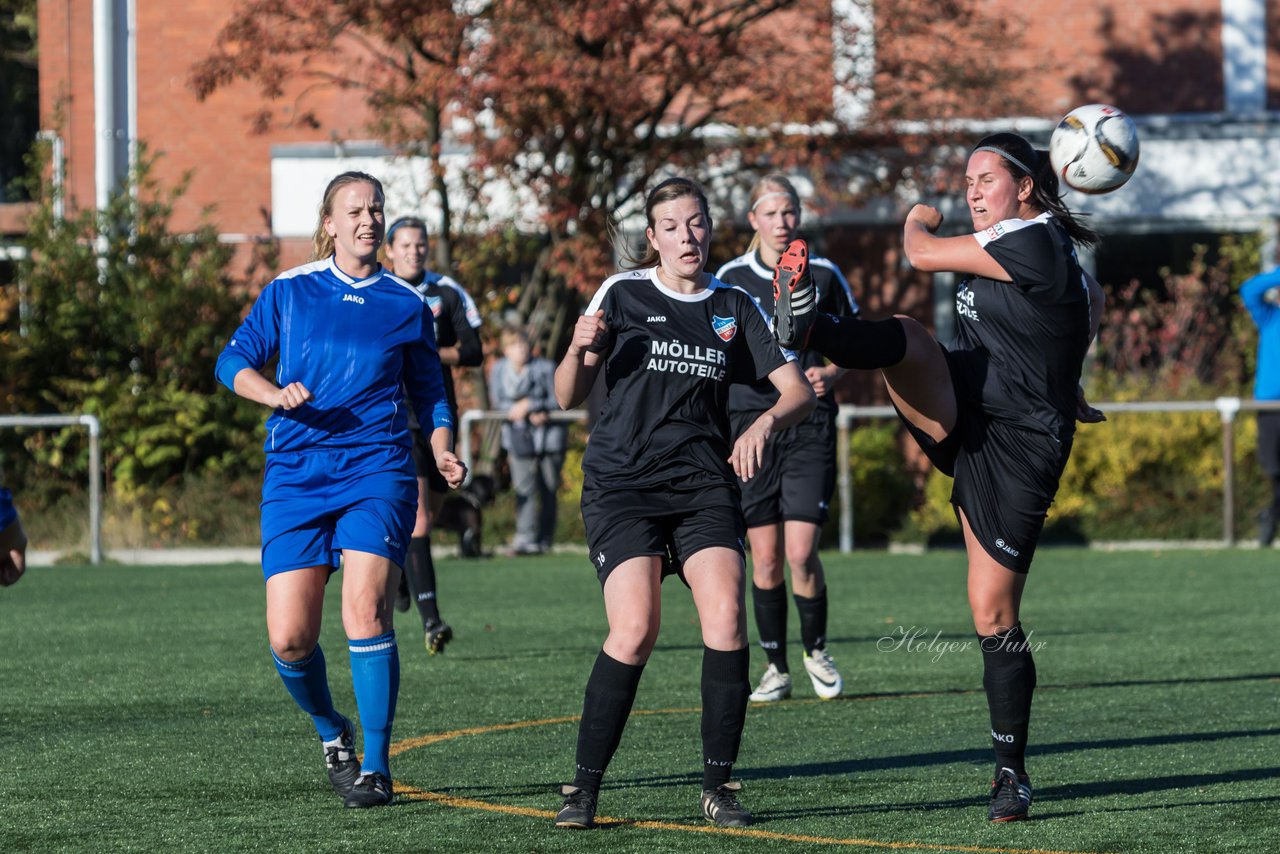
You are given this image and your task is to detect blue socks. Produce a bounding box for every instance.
[272,644,345,742]
[349,631,400,777]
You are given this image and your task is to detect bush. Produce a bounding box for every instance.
[1,146,264,507]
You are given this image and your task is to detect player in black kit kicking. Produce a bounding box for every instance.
[772,134,1106,823]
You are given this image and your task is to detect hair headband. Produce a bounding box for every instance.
[387,217,427,243]
[750,190,799,212]
[971,146,1035,177]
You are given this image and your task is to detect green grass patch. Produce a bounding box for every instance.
[1,548,1276,852]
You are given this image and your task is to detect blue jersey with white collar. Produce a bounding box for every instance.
[216,257,453,454]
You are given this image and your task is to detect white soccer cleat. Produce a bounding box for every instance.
[803,648,843,699]
[748,663,793,703]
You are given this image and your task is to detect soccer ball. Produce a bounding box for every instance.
[1048,104,1140,194]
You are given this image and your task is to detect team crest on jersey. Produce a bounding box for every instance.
[711,315,737,342]
[425,295,443,317]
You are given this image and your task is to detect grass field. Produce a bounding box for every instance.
[1,547,1277,853]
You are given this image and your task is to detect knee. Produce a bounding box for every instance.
[269,630,319,662]
[700,599,747,647]
[784,543,820,578]
[970,607,1019,638]
[607,615,660,662]
[751,553,784,587]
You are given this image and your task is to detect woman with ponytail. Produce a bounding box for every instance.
[215,171,466,809]
[771,133,1106,822]
[715,175,860,705]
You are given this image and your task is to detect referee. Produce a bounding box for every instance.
[716,175,858,704]
[552,177,815,830]
[384,217,484,655]
[771,134,1106,822]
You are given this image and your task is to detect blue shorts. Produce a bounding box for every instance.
[260,445,417,580]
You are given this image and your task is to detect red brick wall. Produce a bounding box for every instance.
[39,0,375,237]
[880,0,1226,118]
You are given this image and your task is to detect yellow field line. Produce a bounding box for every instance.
[387,704,1113,854]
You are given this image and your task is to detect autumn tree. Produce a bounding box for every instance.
[189,0,480,273]
[190,0,1039,352]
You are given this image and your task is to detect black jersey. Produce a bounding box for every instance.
[949,212,1092,439]
[414,272,483,413]
[581,267,792,492]
[716,250,859,418]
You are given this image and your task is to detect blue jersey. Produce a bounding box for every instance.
[1241,268,1280,401]
[215,257,453,454]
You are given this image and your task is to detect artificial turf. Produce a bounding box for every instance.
[1,547,1276,852]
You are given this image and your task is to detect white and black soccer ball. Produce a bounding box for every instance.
[1049,104,1140,195]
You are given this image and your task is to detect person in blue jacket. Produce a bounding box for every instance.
[1241,266,1280,544]
[215,171,466,809]
[0,477,27,587]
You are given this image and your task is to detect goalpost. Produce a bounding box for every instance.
[0,414,103,564]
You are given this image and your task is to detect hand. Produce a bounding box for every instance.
[1075,385,1106,423]
[528,410,549,426]
[507,398,531,422]
[0,547,25,587]
[729,414,775,481]
[906,204,943,233]
[804,365,840,397]
[435,451,468,489]
[274,381,314,410]
[568,310,608,356]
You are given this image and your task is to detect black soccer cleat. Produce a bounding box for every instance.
[343,771,395,808]
[701,781,753,827]
[424,618,453,655]
[772,238,816,349]
[323,716,360,797]
[555,784,597,829]
[988,767,1033,822]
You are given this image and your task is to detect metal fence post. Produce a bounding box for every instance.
[1216,397,1241,545]
[838,409,853,553]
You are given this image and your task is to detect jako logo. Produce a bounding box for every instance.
[343,293,365,305]
[995,538,1020,557]
[991,730,1015,743]
[647,315,667,323]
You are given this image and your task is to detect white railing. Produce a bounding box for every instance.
[834,398,1280,552]
[459,399,1280,553]
[0,414,103,564]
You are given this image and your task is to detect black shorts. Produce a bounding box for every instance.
[410,429,448,493]
[730,411,835,527]
[899,367,1072,574]
[580,483,746,586]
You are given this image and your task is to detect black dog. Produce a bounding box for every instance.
[435,474,496,558]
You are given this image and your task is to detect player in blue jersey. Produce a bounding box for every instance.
[716,175,859,704]
[771,134,1105,822]
[1240,268,1280,544]
[0,476,28,587]
[215,171,466,809]
[552,177,815,830]
[383,216,484,654]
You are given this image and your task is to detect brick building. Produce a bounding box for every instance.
[5,0,1280,320]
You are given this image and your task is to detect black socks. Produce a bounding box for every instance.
[572,651,645,794]
[700,646,750,790]
[808,313,908,370]
[980,623,1037,777]
[751,583,789,671]
[793,587,829,655]
[403,535,441,625]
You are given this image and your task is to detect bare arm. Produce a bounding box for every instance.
[555,310,608,410]
[729,361,817,481]
[429,425,466,488]
[231,367,313,410]
[903,204,1013,281]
